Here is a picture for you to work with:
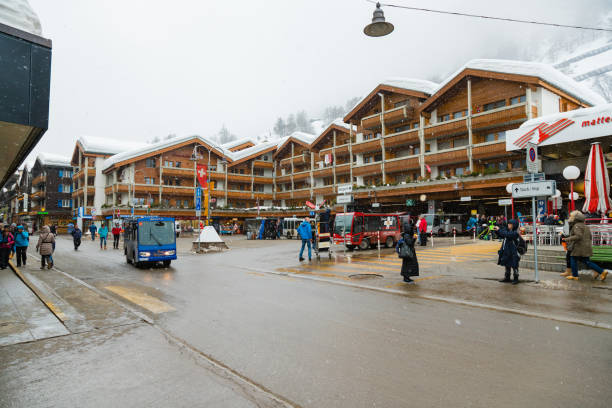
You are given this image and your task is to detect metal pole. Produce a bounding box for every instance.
[377,230,380,258]
[570,180,575,211]
[343,204,346,257]
[207,149,211,227]
[511,197,515,219]
[532,195,539,283]
[504,204,508,220]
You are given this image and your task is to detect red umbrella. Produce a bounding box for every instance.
[582,142,612,214]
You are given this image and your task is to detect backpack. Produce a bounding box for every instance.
[517,235,527,255]
[397,240,414,259]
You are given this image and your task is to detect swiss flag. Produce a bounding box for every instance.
[196,164,208,188]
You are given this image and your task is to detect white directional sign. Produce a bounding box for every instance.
[337,184,352,195]
[460,196,471,202]
[337,194,353,204]
[498,198,512,206]
[512,180,556,198]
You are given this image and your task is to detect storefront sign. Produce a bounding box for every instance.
[37,211,48,215]
[338,184,352,194]
[498,198,512,206]
[460,196,471,202]
[506,103,612,151]
[337,195,353,204]
[405,199,415,206]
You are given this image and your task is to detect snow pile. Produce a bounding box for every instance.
[381,78,439,95]
[0,0,42,36]
[36,152,71,167]
[195,226,224,243]
[221,137,256,150]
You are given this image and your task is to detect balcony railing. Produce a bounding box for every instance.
[161,166,193,177]
[361,105,415,129]
[471,103,527,130]
[279,154,309,168]
[335,163,350,175]
[424,147,468,166]
[276,174,291,183]
[472,141,511,160]
[352,162,382,177]
[313,186,334,195]
[253,160,274,169]
[424,117,467,139]
[385,155,420,173]
[313,167,333,178]
[292,171,310,182]
[162,186,195,196]
[318,143,350,158]
[352,138,381,154]
[384,128,419,148]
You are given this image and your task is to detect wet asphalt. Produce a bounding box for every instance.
[1,235,611,407]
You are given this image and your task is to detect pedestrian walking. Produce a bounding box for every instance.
[111,224,121,249]
[297,217,313,261]
[36,225,55,269]
[89,223,97,241]
[495,219,522,284]
[418,215,428,246]
[99,224,109,250]
[0,225,15,270]
[14,225,29,267]
[563,210,609,281]
[71,225,82,250]
[396,222,419,283]
[50,224,57,235]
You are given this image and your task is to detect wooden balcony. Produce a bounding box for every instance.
[226,173,252,183]
[209,171,225,181]
[471,104,527,130]
[252,192,273,200]
[225,190,254,199]
[385,156,420,173]
[384,129,419,148]
[162,186,195,196]
[472,141,512,160]
[32,174,46,185]
[335,163,350,175]
[313,167,333,178]
[293,172,310,182]
[361,106,415,129]
[276,191,291,200]
[279,154,309,168]
[253,176,273,184]
[104,185,113,195]
[162,166,193,177]
[313,186,334,196]
[318,143,350,159]
[352,138,381,154]
[30,190,44,199]
[253,160,274,169]
[352,162,382,177]
[425,148,468,166]
[276,174,291,183]
[292,189,311,199]
[424,117,467,139]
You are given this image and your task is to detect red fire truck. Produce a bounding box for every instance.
[333,212,402,250]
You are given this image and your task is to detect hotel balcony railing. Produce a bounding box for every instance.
[471,103,527,130]
[32,174,46,185]
[161,166,193,177]
[384,128,419,148]
[292,188,311,199]
[335,163,350,175]
[279,154,310,168]
[313,167,333,178]
[472,141,511,160]
[276,174,291,183]
[318,143,350,158]
[424,147,469,166]
[253,160,274,169]
[276,191,291,200]
[352,138,381,154]
[361,105,416,130]
[424,117,467,139]
[385,155,420,173]
[313,186,335,195]
[292,171,310,182]
[161,186,195,196]
[352,161,382,177]
[225,173,252,183]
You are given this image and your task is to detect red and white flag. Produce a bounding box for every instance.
[425,164,431,173]
[196,164,208,188]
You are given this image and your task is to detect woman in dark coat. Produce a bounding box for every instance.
[396,223,419,283]
[495,219,521,284]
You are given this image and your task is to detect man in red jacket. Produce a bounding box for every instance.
[418,215,428,246]
[111,224,122,249]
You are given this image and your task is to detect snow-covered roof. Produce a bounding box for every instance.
[380,78,439,95]
[229,140,278,163]
[289,131,316,145]
[435,59,606,106]
[102,134,222,171]
[221,137,256,150]
[36,152,71,168]
[0,0,43,36]
[78,136,149,155]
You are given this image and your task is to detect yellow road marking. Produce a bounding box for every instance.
[105,286,175,314]
[247,271,266,277]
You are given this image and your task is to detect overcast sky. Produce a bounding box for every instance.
[26,0,611,164]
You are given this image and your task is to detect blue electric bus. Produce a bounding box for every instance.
[124,216,177,268]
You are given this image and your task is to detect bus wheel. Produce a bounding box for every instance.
[359,239,369,250]
[163,260,171,268]
[385,237,395,248]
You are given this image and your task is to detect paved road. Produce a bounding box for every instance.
[1,236,611,407]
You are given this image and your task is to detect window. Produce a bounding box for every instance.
[57,199,71,208]
[175,161,181,168]
[144,177,155,184]
[425,144,431,153]
[375,132,381,139]
[438,114,450,122]
[512,159,526,169]
[374,154,382,162]
[455,167,464,176]
[454,137,468,147]
[164,160,174,167]
[395,125,410,133]
[510,95,526,105]
[497,131,506,141]
[364,156,371,164]
[485,133,496,143]
[413,122,419,129]
[438,140,452,150]
[413,147,420,155]
[184,200,190,207]
[454,110,468,119]
[498,161,508,171]
[145,158,156,168]
[483,100,505,111]
[58,170,63,177]
[58,185,63,192]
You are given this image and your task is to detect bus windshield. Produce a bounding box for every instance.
[138,220,175,246]
[334,214,353,235]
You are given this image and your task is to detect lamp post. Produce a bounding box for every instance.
[506,183,515,219]
[563,165,580,211]
[364,2,394,37]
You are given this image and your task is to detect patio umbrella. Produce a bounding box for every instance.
[582,142,612,214]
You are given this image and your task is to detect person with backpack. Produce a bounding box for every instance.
[494,219,522,284]
[98,224,109,250]
[0,225,15,270]
[111,223,121,249]
[36,225,55,269]
[396,222,419,283]
[89,223,97,241]
[14,224,29,267]
[71,225,82,251]
[563,210,609,281]
[297,217,313,262]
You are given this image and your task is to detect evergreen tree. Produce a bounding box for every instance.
[273,117,286,136]
[286,114,297,134]
[296,110,313,133]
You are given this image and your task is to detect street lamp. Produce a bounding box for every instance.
[506,183,515,219]
[364,2,394,37]
[563,165,580,211]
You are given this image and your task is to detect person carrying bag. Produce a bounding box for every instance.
[396,222,419,283]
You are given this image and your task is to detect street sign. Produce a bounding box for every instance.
[372,202,380,208]
[196,210,201,217]
[91,208,96,216]
[523,172,545,182]
[337,184,352,195]
[526,142,538,173]
[195,196,201,211]
[498,198,512,206]
[460,196,471,202]
[405,199,415,206]
[512,180,556,198]
[196,187,202,198]
[337,194,353,204]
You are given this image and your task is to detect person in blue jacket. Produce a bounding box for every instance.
[14,224,29,267]
[89,223,97,241]
[297,217,313,261]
